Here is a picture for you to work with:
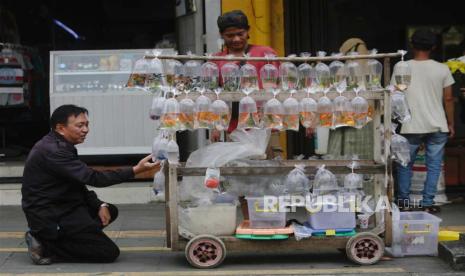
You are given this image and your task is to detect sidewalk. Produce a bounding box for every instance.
[1,203,464,275]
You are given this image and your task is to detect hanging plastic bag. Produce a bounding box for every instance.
[314,51,331,91]
[145,50,165,92]
[283,96,300,131]
[263,98,284,130]
[149,91,166,120]
[152,161,166,195]
[313,164,338,195]
[210,88,230,131]
[128,56,149,89]
[351,93,369,129]
[285,164,310,195]
[393,50,411,92]
[204,167,220,190]
[366,49,383,90]
[167,138,179,164]
[260,62,279,91]
[391,132,411,167]
[183,57,202,92]
[299,97,318,129]
[391,90,411,123]
[179,97,195,130]
[201,59,219,91]
[160,97,180,130]
[152,132,169,161]
[238,96,259,129]
[165,58,185,93]
[333,91,354,128]
[194,94,213,129]
[344,161,363,195]
[279,58,299,91]
[221,61,240,92]
[298,52,315,91]
[317,96,333,128]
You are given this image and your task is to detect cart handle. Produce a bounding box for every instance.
[403,224,432,234]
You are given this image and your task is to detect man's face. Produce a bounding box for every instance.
[56,113,89,145]
[221,27,249,52]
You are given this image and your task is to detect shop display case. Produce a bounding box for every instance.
[49,49,174,155]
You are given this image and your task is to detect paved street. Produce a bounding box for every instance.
[1,203,465,275]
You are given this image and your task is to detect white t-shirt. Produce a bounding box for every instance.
[391,59,455,134]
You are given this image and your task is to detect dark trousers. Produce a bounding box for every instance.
[42,204,120,263]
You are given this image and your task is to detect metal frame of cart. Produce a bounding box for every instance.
[154,52,401,268]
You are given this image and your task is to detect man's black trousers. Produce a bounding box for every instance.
[40,204,120,263]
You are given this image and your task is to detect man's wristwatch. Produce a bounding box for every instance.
[100,203,109,208]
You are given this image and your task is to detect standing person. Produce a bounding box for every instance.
[211,10,280,218]
[22,104,159,265]
[213,9,279,136]
[394,29,455,212]
[327,38,374,159]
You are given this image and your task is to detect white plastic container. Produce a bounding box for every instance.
[390,210,442,257]
[178,203,237,236]
[307,200,356,230]
[246,197,286,229]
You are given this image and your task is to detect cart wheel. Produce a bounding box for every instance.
[345,232,384,265]
[185,235,226,269]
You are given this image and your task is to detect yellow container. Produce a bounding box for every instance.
[438,230,460,242]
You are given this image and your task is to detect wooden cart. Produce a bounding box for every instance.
[156,53,401,268]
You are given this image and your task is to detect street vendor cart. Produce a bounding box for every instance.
[153,52,401,268]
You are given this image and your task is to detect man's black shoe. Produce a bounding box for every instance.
[25,232,52,265]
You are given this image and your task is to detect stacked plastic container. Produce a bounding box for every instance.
[246,197,286,229]
[390,205,442,256]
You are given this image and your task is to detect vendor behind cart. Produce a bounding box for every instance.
[211,10,280,218]
[212,10,280,138]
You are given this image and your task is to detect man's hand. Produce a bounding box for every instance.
[98,205,111,227]
[133,154,160,175]
[448,124,455,138]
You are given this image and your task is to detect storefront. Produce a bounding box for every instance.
[0,1,176,159]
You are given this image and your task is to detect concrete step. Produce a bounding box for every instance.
[0,182,165,205]
[0,162,24,178]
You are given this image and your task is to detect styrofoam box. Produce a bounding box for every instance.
[178,203,237,236]
[307,201,356,230]
[390,211,442,257]
[246,197,286,229]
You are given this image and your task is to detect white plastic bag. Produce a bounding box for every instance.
[181,129,271,204]
[152,161,166,195]
[167,138,179,164]
[344,161,363,193]
[391,90,411,123]
[149,93,166,120]
[151,131,169,161]
[313,164,338,195]
[391,133,411,167]
[285,164,310,194]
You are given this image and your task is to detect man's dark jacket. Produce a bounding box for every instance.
[22,131,134,240]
